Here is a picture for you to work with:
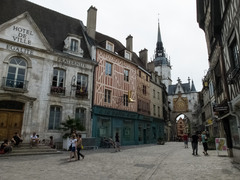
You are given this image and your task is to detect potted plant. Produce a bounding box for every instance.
[59,116,85,150]
[157,137,165,145]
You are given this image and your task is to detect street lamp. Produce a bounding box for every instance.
[70,75,77,95]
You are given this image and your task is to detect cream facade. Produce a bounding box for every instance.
[0,3,96,144]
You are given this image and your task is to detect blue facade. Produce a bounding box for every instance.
[92,106,165,146]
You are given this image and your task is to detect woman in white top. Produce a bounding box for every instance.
[69,134,77,161]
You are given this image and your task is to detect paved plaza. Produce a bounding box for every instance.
[0,142,239,180]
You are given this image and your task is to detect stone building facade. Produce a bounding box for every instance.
[0,0,169,148]
[168,78,199,138]
[0,0,96,143]
[149,72,167,141]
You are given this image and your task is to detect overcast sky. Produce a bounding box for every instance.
[28,0,209,91]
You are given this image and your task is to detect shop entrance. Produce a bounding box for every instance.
[0,101,24,141]
[143,129,147,144]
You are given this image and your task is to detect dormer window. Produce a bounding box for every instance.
[106,41,114,52]
[124,50,132,60]
[63,35,84,57]
[70,39,78,52]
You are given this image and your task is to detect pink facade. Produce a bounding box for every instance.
[94,49,137,112]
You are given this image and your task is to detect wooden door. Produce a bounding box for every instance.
[0,110,23,141]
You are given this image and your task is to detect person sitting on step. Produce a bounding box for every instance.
[0,139,13,154]
[11,132,23,147]
[30,132,39,148]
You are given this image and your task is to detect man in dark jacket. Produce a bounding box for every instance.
[192,131,199,155]
[11,132,23,146]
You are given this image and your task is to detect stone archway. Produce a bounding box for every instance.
[171,111,195,140]
[175,114,191,139]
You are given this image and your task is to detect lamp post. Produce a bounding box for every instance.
[70,75,77,96]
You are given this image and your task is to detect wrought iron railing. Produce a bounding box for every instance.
[75,86,88,97]
[50,86,66,95]
[2,77,28,91]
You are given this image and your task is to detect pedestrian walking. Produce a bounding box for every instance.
[115,132,120,152]
[68,134,77,161]
[191,131,199,156]
[201,131,208,155]
[198,133,202,145]
[183,133,188,148]
[76,134,85,160]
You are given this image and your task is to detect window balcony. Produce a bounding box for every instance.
[50,86,66,95]
[2,77,28,92]
[75,87,88,98]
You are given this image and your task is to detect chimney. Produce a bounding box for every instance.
[126,35,133,51]
[87,6,97,39]
[139,48,148,68]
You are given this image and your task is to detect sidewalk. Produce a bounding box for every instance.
[0,142,239,180]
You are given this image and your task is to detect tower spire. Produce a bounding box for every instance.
[157,18,162,43]
[155,18,165,58]
[191,80,197,92]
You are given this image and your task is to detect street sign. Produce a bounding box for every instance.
[213,105,229,112]
[215,138,227,156]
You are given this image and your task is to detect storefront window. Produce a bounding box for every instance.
[97,118,111,138]
[229,116,240,147]
[146,123,151,141]
[138,124,143,141]
[123,120,134,142]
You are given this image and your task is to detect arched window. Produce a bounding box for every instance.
[6,57,27,89]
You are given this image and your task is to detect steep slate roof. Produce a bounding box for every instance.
[168,81,197,95]
[0,0,91,59]
[95,32,146,69]
[191,80,196,92]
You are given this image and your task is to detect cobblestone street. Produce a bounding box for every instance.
[0,142,239,180]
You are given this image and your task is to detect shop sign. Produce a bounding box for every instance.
[215,138,227,156]
[213,104,229,112]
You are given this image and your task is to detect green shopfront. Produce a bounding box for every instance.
[92,106,165,146]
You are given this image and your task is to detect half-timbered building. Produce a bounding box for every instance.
[197,0,240,163]
[87,7,163,145]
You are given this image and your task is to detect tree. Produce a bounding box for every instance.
[59,116,85,138]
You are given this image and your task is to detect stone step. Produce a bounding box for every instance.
[12,148,57,153]
[14,143,50,147]
[0,143,62,157]
[1,151,62,157]
[13,145,53,149]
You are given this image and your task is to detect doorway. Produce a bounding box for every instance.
[143,129,147,144]
[0,101,24,141]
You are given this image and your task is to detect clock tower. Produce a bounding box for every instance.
[152,20,172,91]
